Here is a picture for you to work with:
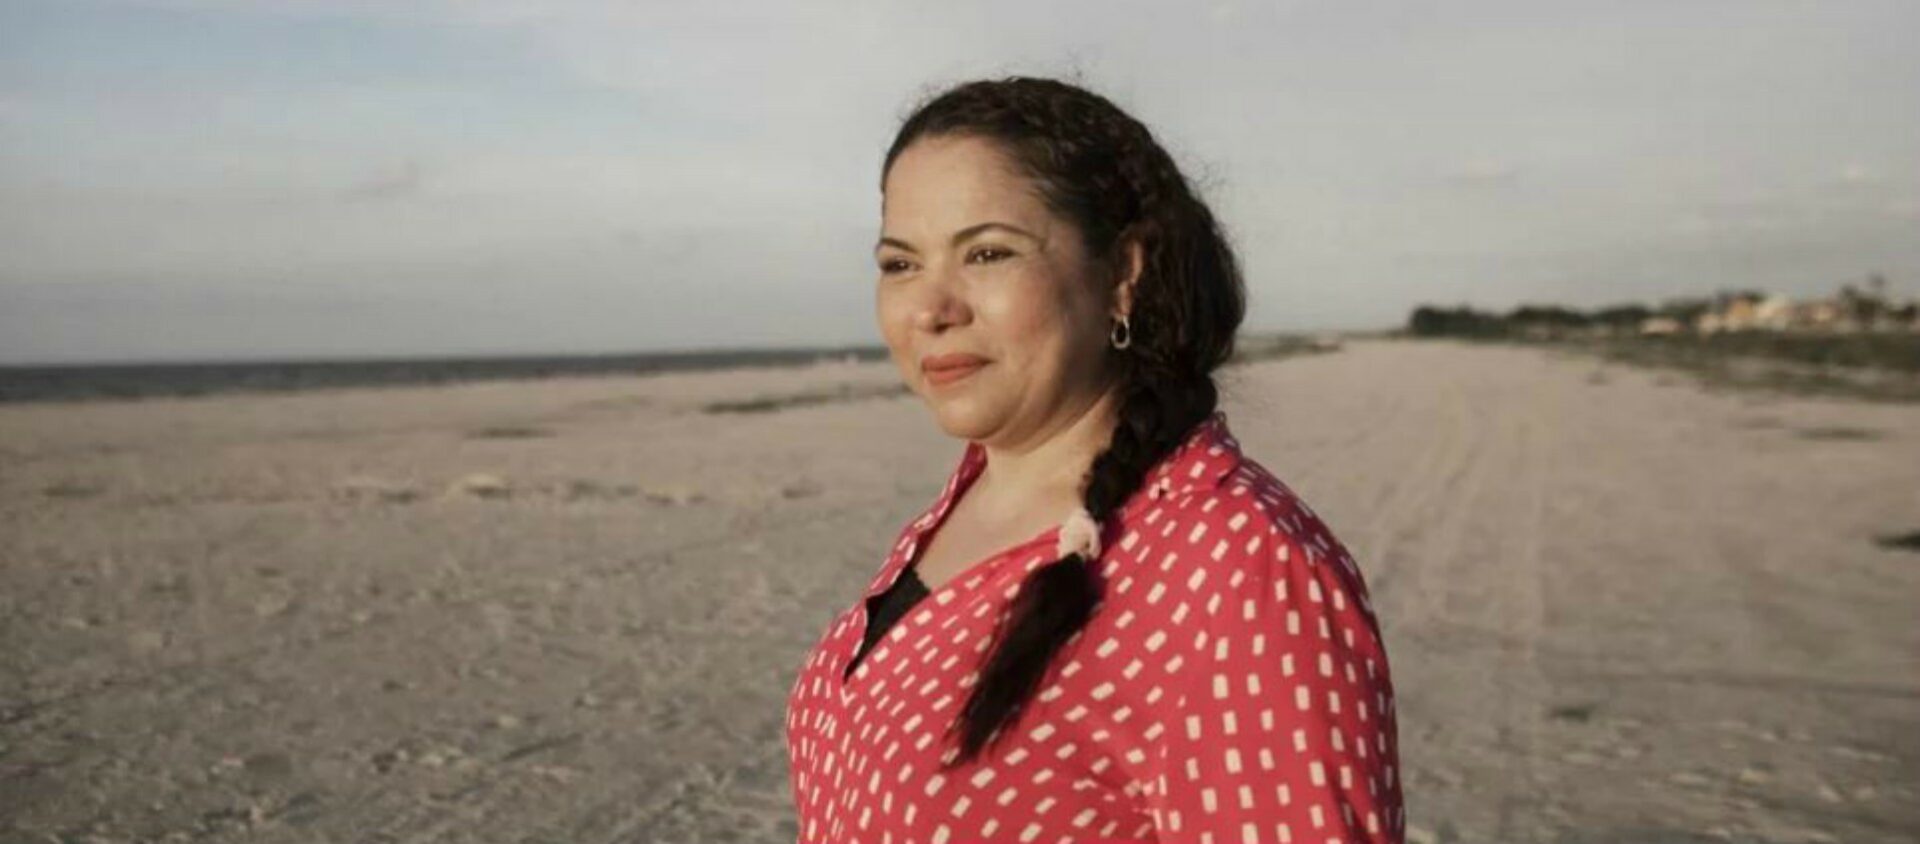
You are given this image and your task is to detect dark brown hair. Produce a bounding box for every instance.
[881,76,1247,768]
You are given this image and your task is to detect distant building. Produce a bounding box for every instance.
[1683,279,1919,335]
[1639,316,1684,336]
[1750,295,1790,329]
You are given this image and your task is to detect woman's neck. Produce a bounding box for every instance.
[972,386,1124,513]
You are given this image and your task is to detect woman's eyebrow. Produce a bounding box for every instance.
[876,221,1041,254]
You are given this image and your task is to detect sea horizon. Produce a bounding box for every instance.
[0,329,1366,405]
[0,342,893,405]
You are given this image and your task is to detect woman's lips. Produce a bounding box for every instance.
[924,360,987,386]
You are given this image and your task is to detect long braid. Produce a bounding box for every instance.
[882,77,1246,768]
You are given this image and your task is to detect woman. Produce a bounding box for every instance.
[785,77,1404,844]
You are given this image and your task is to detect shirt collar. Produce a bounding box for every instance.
[1131,408,1242,508]
[884,410,1241,595]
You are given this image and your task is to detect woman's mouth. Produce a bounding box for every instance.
[925,361,986,387]
[922,355,989,387]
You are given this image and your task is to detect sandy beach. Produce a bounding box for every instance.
[3,338,1916,843]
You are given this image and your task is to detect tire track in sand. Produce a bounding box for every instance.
[1357,368,1487,626]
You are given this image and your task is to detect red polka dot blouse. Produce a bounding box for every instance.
[785,411,1405,843]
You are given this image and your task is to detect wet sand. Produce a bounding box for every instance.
[3,338,1916,843]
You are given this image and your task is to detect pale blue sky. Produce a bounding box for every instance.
[2,0,1915,363]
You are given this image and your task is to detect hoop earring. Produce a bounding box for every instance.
[1109,314,1132,350]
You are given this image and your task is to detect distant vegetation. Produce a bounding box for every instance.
[1398,274,1920,402]
[1402,274,1920,375]
[1407,302,1655,339]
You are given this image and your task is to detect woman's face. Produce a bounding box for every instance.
[875,134,1130,447]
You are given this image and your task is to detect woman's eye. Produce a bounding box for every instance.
[968,246,1013,264]
[878,259,911,274]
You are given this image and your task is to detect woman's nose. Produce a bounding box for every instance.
[911,272,970,332]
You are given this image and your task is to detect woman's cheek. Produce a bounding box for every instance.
[983,273,1061,353]
[875,292,914,382]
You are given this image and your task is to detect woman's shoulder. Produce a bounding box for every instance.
[1124,443,1351,559]
[1119,412,1348,554]
[1106,451,1377,631]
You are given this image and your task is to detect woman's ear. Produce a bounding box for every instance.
[1111,230,1147,319]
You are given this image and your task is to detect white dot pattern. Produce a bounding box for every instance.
[785,411,1405,843]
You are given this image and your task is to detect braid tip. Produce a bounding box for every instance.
[1055,506,1103,560]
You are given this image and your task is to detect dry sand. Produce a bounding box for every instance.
[2,338,1916,843]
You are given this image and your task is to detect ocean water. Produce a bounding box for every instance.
[0,345,890,404]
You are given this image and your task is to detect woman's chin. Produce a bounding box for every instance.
[926,396,1003,441]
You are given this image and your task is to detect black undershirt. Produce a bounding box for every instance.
[844,565,931,680]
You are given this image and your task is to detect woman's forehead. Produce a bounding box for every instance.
[882,137,1053,239]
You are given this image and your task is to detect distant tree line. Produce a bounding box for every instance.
[1406,290,1770,339]
[1407,275,1920,340]
[1407,303,1650,337]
